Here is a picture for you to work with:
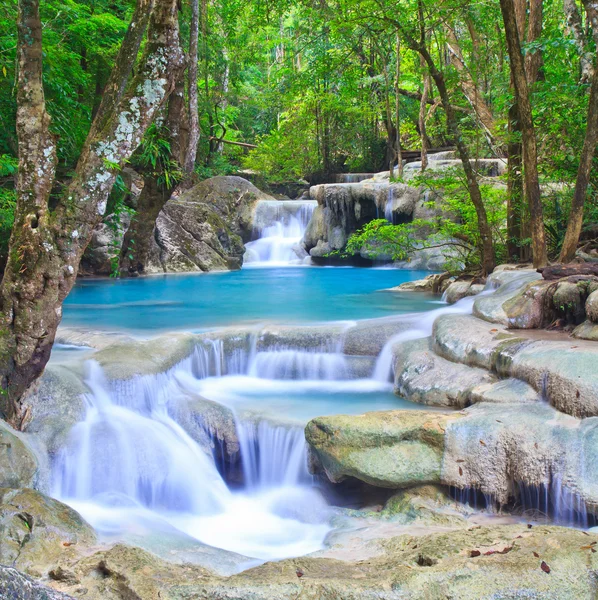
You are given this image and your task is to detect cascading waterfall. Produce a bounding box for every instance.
[53,358,330,562]
[244,199,316,265]
[385,187,395,224]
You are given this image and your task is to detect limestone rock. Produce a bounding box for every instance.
[443,281,484,305]
[306,410,459,488]
[0,565,75,599]
[0,422,38,489]
[80,213,131,276]
[0,488,95,575]
[573,320,598,341]
[552,280,585,323]
[394,343,496,408]
[469,378,540,404]
[432,314,525,371]
[586,289,598,323]
[148,176,273,273]
[389,273,453,294]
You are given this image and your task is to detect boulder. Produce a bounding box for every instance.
[394,340,496,408]
[552,280,585,323]
[388,273,453,294]
[0,488,95,575]
[443,281,484,305]
[80,213,131,276]
[0,422,38,489]
[0,565,75,599]
[586,289,598,323]
[147,176,273,273]
[432,314,525,371]
[573,320,598,341]
[306,410,460,488]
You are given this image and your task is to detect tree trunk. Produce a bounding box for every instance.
[394,33,403,178]
[418,61,430,171]
[500,0,548,267]
[525,0,544,84]
[403,7,495,274]
[185,0,200,176]
[120,81,186,276]
[446,27,498,150]
[559,62,598,262]
[0,0,185,424]
[506,102,524,260]
[564,0,593,83]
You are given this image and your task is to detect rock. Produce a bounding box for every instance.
[539,263,598,280]
[392,240,462,271]
[389,273,453,294]
[22,365,87,457]
[586,289,598,322]
[469,378,540,404]
[473,272,552,327]
[505,340,598,418]
[0,565,75,599]
[402,157,507,179]
[443,281,484,304]
[432,314,525,371]
[573,320,598,341]
[0,488,95,575]
[552,280,585,323]
[80,213,131,276]
[0,422,38,489]
[93,332,198,380]
[342,317,419,356]
[394,339,496,408]
[148,176,273,273]
[306,410,460,488]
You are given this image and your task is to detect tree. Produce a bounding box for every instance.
[500,0,548,267]
[559,2,598,262]
[0,0,185,425]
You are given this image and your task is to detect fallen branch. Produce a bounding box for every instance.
[208,137,257,149]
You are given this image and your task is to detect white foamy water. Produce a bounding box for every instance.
[53,361,330,562]
[244,200,316,265]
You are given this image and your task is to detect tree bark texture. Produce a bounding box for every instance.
[184,0,200,175]
[564,0,594,83]
[0,0,185,424]
[500,0,548,268]
[559,60,598,262]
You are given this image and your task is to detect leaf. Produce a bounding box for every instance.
[456,459,465,463]
[541,561,551,574]
[459,467,463,476]
[533,552,539,558]
[479,440,486,446]
[470,550,481,557]
[483,546,513,556]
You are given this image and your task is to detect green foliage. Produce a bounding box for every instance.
[135,124,183,189]
[343,168,508,273]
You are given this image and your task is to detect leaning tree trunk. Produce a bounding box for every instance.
[405,5,495,274]
[559,57,598,262]
[184,0,200,176]
[500,0,548,268]
[0,0,185,425]
[120,82,186,276]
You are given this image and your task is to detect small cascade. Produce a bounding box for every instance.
[335,173,374,183]
[385,187,395,224]
[237,420,311,489]
[248,347,348,380]
[53,359,330,561]
[244,199,316,265]
[372,289,494,382]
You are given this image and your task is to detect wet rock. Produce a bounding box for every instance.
[473,272,550,327]
[306,410,459,488]
[394,342,496,408]
[388,273,453,294]
[22,365,87,457]
[0,422,38,489]
[342,317,418,357]
[0,565,75,599]
[432,314,525,371]
[443,281,485,305]
[0,488,95,575]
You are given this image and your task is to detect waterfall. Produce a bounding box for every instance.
[53,359,330,562]
[385,187,395,224]
[244,200,316,265]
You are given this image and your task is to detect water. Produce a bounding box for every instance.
[54,361,332,563]
[244,200,316,266]
[63,267,437,332]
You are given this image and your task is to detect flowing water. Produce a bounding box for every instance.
[243,199,316,265]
